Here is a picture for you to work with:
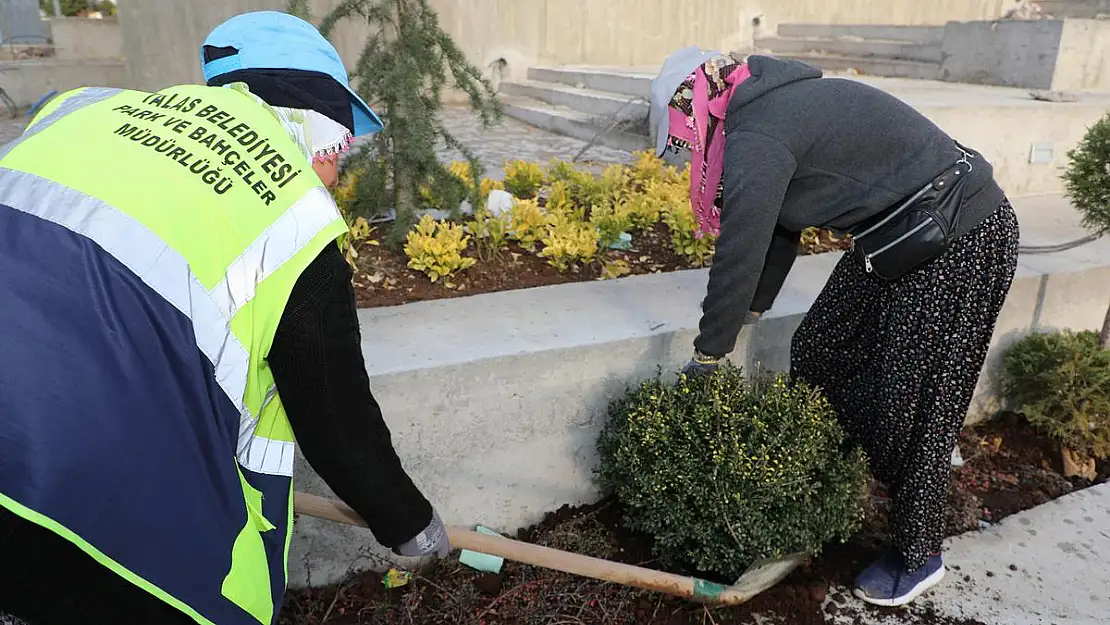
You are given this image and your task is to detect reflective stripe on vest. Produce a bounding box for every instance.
[0,84,348,624]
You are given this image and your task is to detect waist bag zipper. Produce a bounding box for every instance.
[856,146,975,275]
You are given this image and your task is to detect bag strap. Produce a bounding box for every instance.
[855,143,975,242]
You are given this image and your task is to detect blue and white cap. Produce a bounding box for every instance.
[201,11,384,137]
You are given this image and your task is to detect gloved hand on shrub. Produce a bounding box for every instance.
[682,350,721,378]
[392,509,451,558]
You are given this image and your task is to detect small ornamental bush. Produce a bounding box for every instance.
[503,160,545,200]
[596,366,868,579]
[1003,331,1110,460]
[540,213,599,271]
[403,215,475,284]
[506,197,547,252]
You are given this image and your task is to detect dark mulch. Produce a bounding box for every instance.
[280,415,1106,625]
[352,225,851,309]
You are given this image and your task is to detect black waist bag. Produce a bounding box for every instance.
[851,148,975,281]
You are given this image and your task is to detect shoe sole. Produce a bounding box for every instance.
[853,566,946,607]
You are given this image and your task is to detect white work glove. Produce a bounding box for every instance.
[392,510,450,558]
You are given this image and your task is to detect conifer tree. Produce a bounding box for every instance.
[1063,114,1110,348]
[288,0,502,243]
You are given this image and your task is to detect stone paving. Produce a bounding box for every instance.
[433,105,634,177]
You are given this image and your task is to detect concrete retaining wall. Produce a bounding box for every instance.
[940,18,1110,91]
[118,0,1010,92]
[48,17,122,60]
[288,196,1110,587]
[0,58,125,106]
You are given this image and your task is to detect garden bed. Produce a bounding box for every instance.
[337,153,852,309]
[279,414,1107,625]
[350,224,850,309]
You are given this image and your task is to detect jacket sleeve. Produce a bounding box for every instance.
[749,225,801,314]
[695,131,797,358]
[267,245,433,548]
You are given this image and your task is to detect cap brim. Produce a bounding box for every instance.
[347,88,383,137]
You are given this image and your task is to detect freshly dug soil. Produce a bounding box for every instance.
[352,224,851,309]
[279,415,1106,625]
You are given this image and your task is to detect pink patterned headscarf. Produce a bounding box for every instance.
[666,55,751,238]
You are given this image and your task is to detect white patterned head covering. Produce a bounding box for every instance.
[223,82,355,164]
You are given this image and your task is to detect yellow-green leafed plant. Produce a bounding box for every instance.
[332,169,360,219]
[503,160,545,199]
[341,216,380,270]
[623,192,664,231]
[403,215,476,284]
[599,257,631,280]
[541,213,600,271]
[628,150,669,184]
[467,209,509,261]
[590,200,634,248]
[480,177,504,198]
[661,199,715,266]
[598,163,632,204]
[507,197,547,252]
[545,158,607,209]
[546,180,581,220]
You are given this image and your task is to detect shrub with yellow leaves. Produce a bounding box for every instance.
[661,200,716,266]
[627,150,669,184]
[599,258,631,280]
[467,209,510,260]
[545,180,580,220]
[403,215,476,284]
[506,197,547,252]
[589,200,634,248]
[480,177,504,198]
[503,160,545,199]
[341,216,380,270]
[540,213,600,271]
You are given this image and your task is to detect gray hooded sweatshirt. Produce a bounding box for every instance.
[695,55,1006,358]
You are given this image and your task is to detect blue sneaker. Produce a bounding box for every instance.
[853,552,946,607]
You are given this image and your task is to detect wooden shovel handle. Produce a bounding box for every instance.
[293,491,755,605]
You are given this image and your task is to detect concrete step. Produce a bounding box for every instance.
[527,66,652,99]
[1037,0,1110,18]
[501,96,650,154]
[777,53,940,80]
[777,24,945,44]
[500,80,649,122]
[755,36,943,63]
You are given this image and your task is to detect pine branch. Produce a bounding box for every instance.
[285,0,312,20]
[315,0,503,240]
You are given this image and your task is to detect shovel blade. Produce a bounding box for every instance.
[729,552,810,597]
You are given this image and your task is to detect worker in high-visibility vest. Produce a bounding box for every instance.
[0,12,448,625]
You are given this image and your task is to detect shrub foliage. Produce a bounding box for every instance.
[596,367,868,579]
[1003,331,1110,459]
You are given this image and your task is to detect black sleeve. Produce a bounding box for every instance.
[268,245,433,548]
[695,132,796,358]
[749,225,800,314]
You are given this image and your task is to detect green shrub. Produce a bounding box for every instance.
[1064,114,1110,238]
[596,367,869,579]
[1063,116,1110,349]
[1003,331,1110,459]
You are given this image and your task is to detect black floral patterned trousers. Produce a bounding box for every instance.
[791,200,1020,570]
